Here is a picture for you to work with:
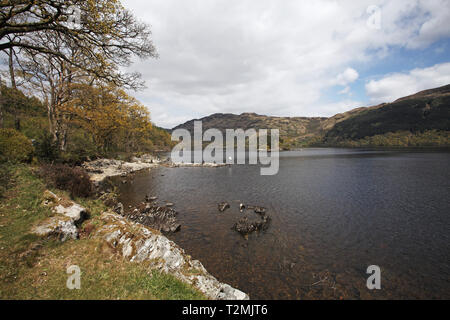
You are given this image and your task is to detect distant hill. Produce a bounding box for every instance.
[172,113,327,148]
[323,85,450,146]
[173,85,450,148]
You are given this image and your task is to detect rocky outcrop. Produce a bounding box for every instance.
[232,205,271,236]
[82,158,250,299]
[94,212,249,300]
[233,216,270,236]
[82,157,228,187]
[216,201,271,236]
[123,203,181,233]
[31,190,90,241]
[82,159,159,184]
[31,215,78,242]
[30,190,249,299]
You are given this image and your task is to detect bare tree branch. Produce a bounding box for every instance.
[0,0,158,89]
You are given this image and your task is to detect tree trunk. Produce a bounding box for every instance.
[59,129,68,152]
[0,92,3,129]
[9,48,20,131]
[14,117,20,131]
[48,91,59,144]
[47,102,55,141]
[59,119,68,152]
[9,48,16,89]
[0,76,3,129]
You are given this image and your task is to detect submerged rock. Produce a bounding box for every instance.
[218,202,230,212]
[124,203,181,234]
[145,195,158,202]
[254,206,266,215]
[232,214,271,236]
[240,204,266,215]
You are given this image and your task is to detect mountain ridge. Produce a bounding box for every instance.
[172,84,450,148]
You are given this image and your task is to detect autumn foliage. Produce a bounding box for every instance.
[68,84,156,154]
[0,0,170,163]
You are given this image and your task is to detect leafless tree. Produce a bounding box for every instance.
[0,0,157,89]
[15,31,93,150]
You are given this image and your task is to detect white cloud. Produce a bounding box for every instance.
[336,68,359,86]
[122,0,450,128]
[365,62,450,103]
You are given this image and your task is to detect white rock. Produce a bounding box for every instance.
[95,212,249,300]
[31,191,89,242]
[31,216,78,242]
[82,159,158,184]
[54,203,89,225]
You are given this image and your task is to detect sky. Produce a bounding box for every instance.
[122,0,450,128]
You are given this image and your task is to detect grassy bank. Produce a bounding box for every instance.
[0,164,205,300]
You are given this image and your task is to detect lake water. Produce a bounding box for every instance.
[116,149,450,299]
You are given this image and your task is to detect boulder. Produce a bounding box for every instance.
[31,215,78,242]
[53,203,90,227]
[31,190,90,241]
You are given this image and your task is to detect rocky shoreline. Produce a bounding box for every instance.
[31,190,248,299]
[82,155,228,186]
[70,155,249,300]
[88,157,271,238]
[96,212,248,300]
[82,158,160,185]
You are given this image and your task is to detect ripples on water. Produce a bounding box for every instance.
[117,149,450,299]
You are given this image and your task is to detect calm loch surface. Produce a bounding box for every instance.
[117,149,450,299]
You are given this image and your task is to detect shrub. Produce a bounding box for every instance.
[0,163,11,199]
[63,131,100,165]
[34,132,59,162]
[38,164,94,198]
[0,128,34,163]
